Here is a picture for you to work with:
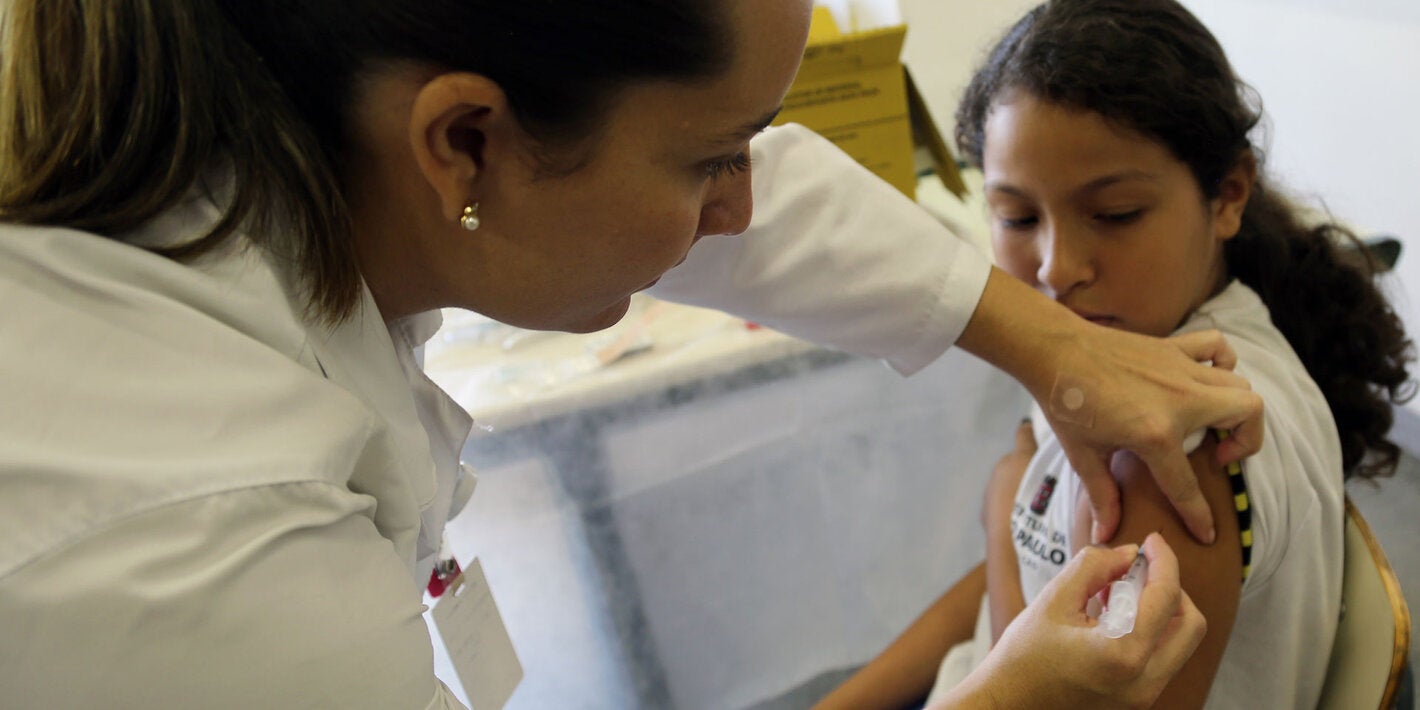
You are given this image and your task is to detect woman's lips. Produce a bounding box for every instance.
[644,237,706,290]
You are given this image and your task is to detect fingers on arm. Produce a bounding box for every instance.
[1134,445,1216,545]
[1171,329,1265,462]
[1183,341,1264,463]
[1062,443,1123,544]
[1215,409,1265,464]
[1170,330,1237,371]
[1192,387,1264,450]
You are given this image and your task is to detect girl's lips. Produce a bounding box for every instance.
[1072,310,1118,326]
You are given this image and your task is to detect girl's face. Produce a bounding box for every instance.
[982,92,1248,337]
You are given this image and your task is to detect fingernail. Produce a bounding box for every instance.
[1205,526,1216,545]
[1091,520,1104,545]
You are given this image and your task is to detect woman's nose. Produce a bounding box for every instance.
[1036,226,1094,297]
[696,169,754,238]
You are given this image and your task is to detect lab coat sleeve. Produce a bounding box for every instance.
[649,123,993,376]
[0,484,468,710]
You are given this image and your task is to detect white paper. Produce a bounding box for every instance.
[848,0,902,30]
[430,559,523,710]
[814,0,901,31]
[816,0,853,31]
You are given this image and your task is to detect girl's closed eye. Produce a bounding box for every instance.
[997,213,1039,230]
[1095,208,1144,225]
[705,150,751,180]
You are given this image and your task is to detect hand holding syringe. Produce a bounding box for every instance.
[1096,553,1149,638]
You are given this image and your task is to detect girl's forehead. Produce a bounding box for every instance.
[986,97,1171,165]
[981,98,1202,203]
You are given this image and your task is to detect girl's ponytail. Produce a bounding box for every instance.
[1225,187,1414,479]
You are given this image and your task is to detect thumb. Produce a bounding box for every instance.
[1216,412,1265,465]
[1044,543,1139,613]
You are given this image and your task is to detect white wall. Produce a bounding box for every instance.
[1180,1,1420,388]
[897,0,1039,139]
[899,0,1420,411]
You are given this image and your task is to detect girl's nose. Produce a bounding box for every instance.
[1036,225,1095,298]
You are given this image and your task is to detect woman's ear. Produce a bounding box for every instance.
[1212,150,1258,241]
[407,72,510,222]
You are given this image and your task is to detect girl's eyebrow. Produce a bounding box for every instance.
[1071,170,1160,198]
[984,171,1160,199]
[984,181,1030,198]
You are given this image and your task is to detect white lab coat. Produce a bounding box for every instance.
[0,125,990,708]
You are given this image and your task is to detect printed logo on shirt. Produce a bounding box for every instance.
[1030,475,1058,515]
[1011,501,1069,572]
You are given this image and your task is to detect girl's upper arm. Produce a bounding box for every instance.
[1071,435,1244,710]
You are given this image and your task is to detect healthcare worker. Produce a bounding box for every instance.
[0,1,1256,708]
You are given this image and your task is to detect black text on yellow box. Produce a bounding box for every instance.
[774,8,967,201]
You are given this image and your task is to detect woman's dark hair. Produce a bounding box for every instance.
[955,0,1414,478]
[0,0,729,322]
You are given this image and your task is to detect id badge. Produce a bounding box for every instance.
[430,558,523,710]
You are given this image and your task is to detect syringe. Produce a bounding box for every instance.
[1098,553,1149,639]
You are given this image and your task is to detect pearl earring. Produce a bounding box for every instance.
[460,203,481,231]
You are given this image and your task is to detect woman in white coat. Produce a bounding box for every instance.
[0,1,1258,708]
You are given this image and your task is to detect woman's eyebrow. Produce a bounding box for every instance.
[713,105,784,146]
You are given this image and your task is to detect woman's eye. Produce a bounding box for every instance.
[1096,209,1144,224]
[705,151,752,180]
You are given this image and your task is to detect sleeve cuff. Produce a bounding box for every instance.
[885,242,993,375]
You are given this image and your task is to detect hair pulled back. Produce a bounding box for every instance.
[955,0,1413,478]
[0,0,728,322]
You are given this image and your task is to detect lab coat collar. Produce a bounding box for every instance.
[126,173,477,581]
[396,309,446,349]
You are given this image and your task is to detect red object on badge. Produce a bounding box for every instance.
[427,558,462,598]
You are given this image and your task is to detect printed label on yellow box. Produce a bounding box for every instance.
[775,13,964,199]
